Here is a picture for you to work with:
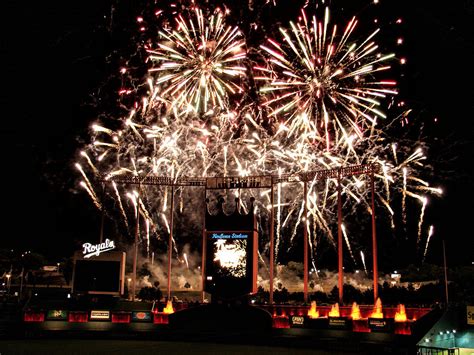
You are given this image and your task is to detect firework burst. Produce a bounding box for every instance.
[255,7,397,149]
[146,7,247,114]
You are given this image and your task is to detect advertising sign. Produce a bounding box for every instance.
[82,239,115,258]
[467,306,474,325]
[329,317,351,329]
[46,310,68,320]
[72,250,126,296]
[132,311,152,322]
[290,315,305,327]
[368,318,393,331]
[90,310,110,320]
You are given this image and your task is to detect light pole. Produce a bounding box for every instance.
[442,239,449,306]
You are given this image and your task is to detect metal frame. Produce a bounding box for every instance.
[98,163,379,305]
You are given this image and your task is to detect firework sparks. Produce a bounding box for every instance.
[76,2,441,273]
[255,7,397,149]
[147,7,247,113]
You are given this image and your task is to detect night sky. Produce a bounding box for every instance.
[1,0,473,267]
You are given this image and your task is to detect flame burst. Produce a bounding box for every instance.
[394,304,407,322]
[351,302,361,320]
[307,300,320,318]
[163,300,175,314]
[328,302,340,317]
[371,297,383,318]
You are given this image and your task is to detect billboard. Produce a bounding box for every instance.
[74,260,121,293]
[90,310,110,320]
[72,250,126,295]
[467,306,474,325]
[205,231,257,298]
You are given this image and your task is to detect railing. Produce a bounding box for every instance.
[98,163,379,187]
[417,345,460,355]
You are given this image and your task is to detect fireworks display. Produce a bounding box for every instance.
[77,1,442,276]
[213,239,247,278]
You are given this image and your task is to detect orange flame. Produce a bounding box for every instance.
[370,297,383,318]
[163,300,174,314]
[328,303,340,317]
[394,304,407,322]
[351,302,361,320]
[307,301,319,319]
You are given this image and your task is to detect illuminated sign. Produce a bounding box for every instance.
[132,311,152,322]
[90,310,110,320]
[329,317,350,329]
[82,239,115,258]
[467,306,474,325]
[46,310,68,320]
[290,316,305,327]
[368,318,393,331]
[210,233,249,239]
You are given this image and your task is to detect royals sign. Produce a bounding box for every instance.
[82,239,116,258]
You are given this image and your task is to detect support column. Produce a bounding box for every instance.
[337,174,343,304]
[442,239,449,306]
[201,189,207,303]
[303,181,308,303]
[167,185,175,301]
[370,170,378,303]
[269,182,275,304]
[132,188,140,302]
[99,182,106,243]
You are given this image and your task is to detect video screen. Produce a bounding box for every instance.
[74,260,121,293]
[213,238,247,278]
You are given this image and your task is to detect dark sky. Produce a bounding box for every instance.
[1,0,473,266]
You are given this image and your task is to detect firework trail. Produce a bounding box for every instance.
[402,167,407,225]
[341,223,357,265]
[112,181,130,230]
[422,225,434,263]
[79,181,101,210]
[416,196,428,246]
[360,250,368,275]
[183,253,189,269]
[146,218,150,259]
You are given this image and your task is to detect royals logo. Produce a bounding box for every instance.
[82,239,116,258]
